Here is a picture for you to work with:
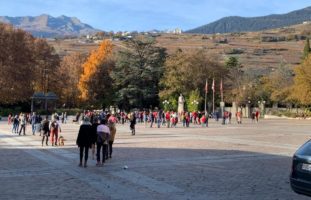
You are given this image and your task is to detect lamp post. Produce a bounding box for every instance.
[246,97,251,118]
[163,100,170,111]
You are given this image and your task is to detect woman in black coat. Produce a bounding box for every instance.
[76,117,92,167]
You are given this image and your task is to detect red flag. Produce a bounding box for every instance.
[212,78,215,92]
[205,79,208,93]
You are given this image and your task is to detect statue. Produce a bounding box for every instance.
[178,94,185,114]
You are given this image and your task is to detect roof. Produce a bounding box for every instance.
[31,92,58,100]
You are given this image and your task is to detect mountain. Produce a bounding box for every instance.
[187,6,311,34]
[0,14,100,38]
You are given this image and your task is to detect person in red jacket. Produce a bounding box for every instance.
[50,119,61,146]
[165,111,171,128]
[255,110,260,123]
[200,115,206,127]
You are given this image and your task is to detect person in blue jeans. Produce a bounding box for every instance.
[12,115,19,134]
[96,119,110,166]
[31,112,37,135]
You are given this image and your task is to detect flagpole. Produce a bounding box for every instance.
[221,78,224,102]
[212,78,215,113]
[204,78,207,114]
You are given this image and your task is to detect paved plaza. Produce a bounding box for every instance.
[0,118,310,200]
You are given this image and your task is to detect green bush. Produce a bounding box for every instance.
[270,110,311,118]
[0,107,22,116]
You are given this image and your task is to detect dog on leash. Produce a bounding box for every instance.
[58,136,65,146]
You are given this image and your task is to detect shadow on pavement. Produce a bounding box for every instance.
[0,144,308,200]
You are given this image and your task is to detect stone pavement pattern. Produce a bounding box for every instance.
[0,119,310,200]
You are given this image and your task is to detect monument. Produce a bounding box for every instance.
[178,94,185,114]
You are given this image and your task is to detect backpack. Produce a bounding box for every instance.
[42,120,50,132]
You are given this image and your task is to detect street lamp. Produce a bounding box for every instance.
[246,97,251,118]
[191,100,199,105]
[163,100,169,105]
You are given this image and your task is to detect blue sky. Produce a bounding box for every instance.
[0,0,310,31]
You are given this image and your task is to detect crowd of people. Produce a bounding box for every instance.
[6,109,261,168]
[76,112,117,168]
[106,110,211,129]
[8,112,63,146]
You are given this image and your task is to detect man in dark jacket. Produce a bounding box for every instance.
[76,117,92,168]
[41,116,50,146]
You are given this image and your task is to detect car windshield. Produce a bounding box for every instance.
[296,140,311,156]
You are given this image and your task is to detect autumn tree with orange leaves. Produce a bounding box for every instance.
[78,40,115,107]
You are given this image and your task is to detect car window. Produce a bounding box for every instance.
[296,140,311,156]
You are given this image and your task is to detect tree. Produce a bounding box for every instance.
[78,40,114,107]
[32,38,61,94]
[303,38,310,60]
[261,63,294,105]
[186,89,202,112]
[160,49,226,101]
[292,55,311,105]
[225,56,246,105]
[0,25,34,104]
[59,53,87,107]
[0,23,60,105]
[112,38,166,111]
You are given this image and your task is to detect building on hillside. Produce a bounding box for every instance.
[165,28,182,34]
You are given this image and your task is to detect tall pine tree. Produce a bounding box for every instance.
[112,38,166,111]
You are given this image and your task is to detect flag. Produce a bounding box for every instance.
[212,78,215,92]
[205,79,208,93]
[220,78,223,92]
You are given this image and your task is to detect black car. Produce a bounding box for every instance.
[290,139,311,196]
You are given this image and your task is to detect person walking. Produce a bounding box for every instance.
[228,112,232,124]
[108,115,117,158]
[130,113,136,135]
[91,118,99,160]
[50,118,61,146]
[37,115,42,136]
[19,113,26,135]
[157,110,163,128]
[201,115,207,127]
[255,110,260,123]
[41,116,50,146]
[31,112,37,135]
[96,119,110,166]
[149,111,154,128]
[251,111,256,123]
[165,111,171,128]
[236,110,242,124]
[8,114,12,125]
[76,117,92,168]
[64,112,67,124]
[12,115,19,134]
